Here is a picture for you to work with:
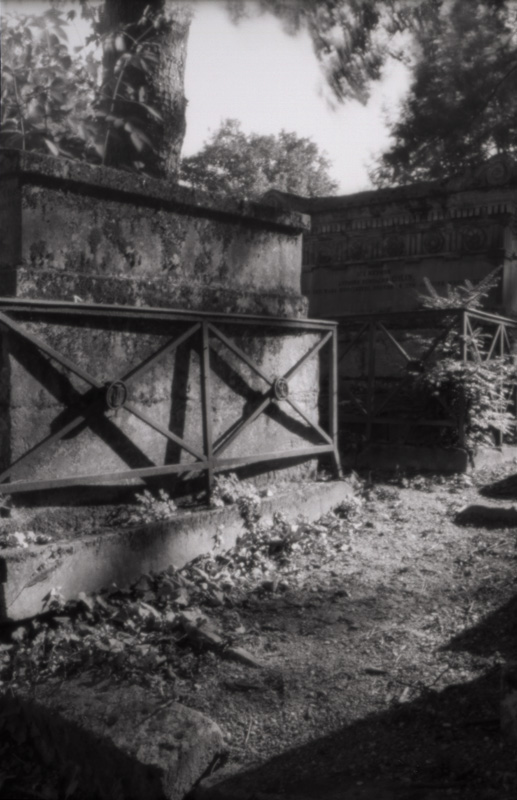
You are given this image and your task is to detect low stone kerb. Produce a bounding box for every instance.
[0,480,352,622]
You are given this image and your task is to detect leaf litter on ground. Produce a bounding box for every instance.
[2,467,517,798]
[0,486,362,695]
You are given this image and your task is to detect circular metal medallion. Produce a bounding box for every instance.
[273,377,289,400]
[349,239,365,260]
[105,380,128,409]
[486,159,510,186]
[462,226,487,253]
[423,230,445,254]
[384,234,405,258]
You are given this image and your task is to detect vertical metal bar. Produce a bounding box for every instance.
[329,325,342,477]
[509,323,517,440]
[498,323,504,447]
[365,321,376,442]
[461,310,468,362]
[458,311,467,449]
[200,322,214,501]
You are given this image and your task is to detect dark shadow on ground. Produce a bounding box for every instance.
[454,504,517,527]
[193,671,514,799]
[479,473,517,499]
[445,593,517,660]
[192,587,517,800]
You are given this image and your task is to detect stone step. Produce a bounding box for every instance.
[0,480,352,622]
[0,679,226,800]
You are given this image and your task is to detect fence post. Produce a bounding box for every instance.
[200,322,214,501]
[497,323,505,447]
[329,323,342,477]
[458,310,467,449]
[366,320,376,443]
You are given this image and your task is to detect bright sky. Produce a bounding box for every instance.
[1,0,410,194]
[185,1,410,194]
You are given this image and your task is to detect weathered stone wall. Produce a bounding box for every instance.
[0,150,322,500]
[4,320,319,485]
[263,156,517,319]
[1,150,308,315]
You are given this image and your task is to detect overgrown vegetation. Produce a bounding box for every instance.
[371,0,517,186]
[8,1,517,190]
[3,466,517,798]
[1,4,168,174]
[413,268,517,452]
[180,119,338,199]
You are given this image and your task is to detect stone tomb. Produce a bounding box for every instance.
[264,156,517,318]
[0,150,323,505]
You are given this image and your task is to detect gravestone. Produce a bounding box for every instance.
[0,149,322,506]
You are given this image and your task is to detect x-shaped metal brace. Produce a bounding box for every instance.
[0,312,339,490]
[207,323,335,458]
[0,311,204,486]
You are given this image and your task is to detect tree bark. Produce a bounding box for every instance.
[100,0,192,178]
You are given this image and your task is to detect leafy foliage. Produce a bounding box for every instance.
[414,272,517,451]
[127,488,178,523]
[106,488,178,526]
[180,119,338,199]
[211,471,262,526]
[0,0,418,182]
[1,7,96,159]
[419,267,503,311]
[371,0,517,185]
[227,0,411,105]
[420,355,517,449]
[7,1,517,188]
[1,3,167,173]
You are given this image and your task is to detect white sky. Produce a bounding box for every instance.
[1,0,410,194]
[185,1,410,193]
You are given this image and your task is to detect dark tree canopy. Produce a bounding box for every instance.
[371,0,517,186]
[2,0,410,180]
[227,0,408,105]
[6,0,515,188]
[1,0,192,177]
[180,119,338,198]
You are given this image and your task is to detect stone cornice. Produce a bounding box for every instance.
[312,201,516,234]
[265,156,517,234]
[303,218,509,267]
[0,149,310,235]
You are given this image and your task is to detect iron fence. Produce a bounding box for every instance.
[333,308,517,450]
[0,298,341,499]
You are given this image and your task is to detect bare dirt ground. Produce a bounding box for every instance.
[2,464,517,799]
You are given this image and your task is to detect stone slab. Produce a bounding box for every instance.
[343,444,469,473]
[454,503,517,526]
[0,149,310,234]
[344,443,517,474]
[0,680,226,800]
[0,480,352,621]
[473,444,517,470]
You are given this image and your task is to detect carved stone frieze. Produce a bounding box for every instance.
[304,220,505,268]
[462,226,487,253]
[423,230,445,254]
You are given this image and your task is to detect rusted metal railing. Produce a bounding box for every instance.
[334,308,517,449]
[0,298,341,499]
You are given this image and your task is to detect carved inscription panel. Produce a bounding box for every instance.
[302,219,509,316]
[303,258,504,317]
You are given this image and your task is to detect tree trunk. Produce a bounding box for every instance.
[100,0,192,179]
